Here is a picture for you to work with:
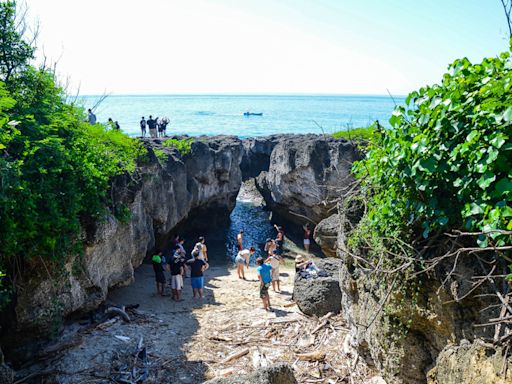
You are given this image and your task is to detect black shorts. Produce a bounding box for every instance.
[155,271,166,284]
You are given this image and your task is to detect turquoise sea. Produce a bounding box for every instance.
[82,94,404,138]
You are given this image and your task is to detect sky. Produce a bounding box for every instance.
[25,0,509,96]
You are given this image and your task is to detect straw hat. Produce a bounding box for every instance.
[295,255,306,263]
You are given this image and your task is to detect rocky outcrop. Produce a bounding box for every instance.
[313,214,339,257]
[427,341,512,384]
[240,135,283,180]
[205,363,297,384]
[293,259,342,317]
[255,135,359,227]
[5,136,243,356]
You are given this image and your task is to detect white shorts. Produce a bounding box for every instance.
[303,239,310,245]
[271,267,280,281]
[171,274,183,290]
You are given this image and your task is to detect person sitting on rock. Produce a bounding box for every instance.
[152,252,166,297]
[294,255,309,273]
[266,251,283,293]
[235,246,255,280]
[256,257,273,311]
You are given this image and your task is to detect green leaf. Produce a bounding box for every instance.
[477,172,496,189]
[494,178,512,196]
[503,107,512,122]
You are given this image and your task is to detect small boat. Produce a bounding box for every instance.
[243,112,263,116]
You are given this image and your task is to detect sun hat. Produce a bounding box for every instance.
[295,255,306,263]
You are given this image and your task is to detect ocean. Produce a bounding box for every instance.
[81,94,404,138]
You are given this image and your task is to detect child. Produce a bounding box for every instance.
[170,251,184,301]
[256,257,273,311]
[235,246,255,279]
[187,251,209,298]
[152,252,166,296]
[266,251,283,293]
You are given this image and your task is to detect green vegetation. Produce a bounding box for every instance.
[332,125,376,141]
[162,138,193,154]
[353,48,512,248]
[0,2,144,306]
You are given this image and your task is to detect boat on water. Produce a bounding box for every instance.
[243,112,263,116]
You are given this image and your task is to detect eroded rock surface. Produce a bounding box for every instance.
[313,213,339,257]
[7,136,243,356]
[255,135,359,226]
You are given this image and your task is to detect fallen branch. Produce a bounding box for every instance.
[105,306,131,323]
[296,350,326,361]
[221,348,250,364]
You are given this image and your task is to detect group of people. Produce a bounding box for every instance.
[140,116,170,138]
[86,109,122,130]
[152,235,209,300]
[151,221,314,312]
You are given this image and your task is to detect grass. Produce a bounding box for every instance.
[332,126,375,141]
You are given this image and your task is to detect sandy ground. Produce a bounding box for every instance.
[17,256,373,384]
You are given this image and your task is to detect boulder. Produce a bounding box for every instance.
[313,213,339,257]
[293,259,342,317]
[205,363,297,384]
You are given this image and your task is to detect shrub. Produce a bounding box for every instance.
[162,138,193,154]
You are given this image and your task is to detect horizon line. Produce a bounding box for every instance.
[79,92,408,98]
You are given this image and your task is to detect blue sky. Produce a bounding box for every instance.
[27,0,508,95]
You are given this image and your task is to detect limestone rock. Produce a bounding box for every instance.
[255,135,359,226]
[205,363,297,384]
[427,341,512,384]
[293,259,342,317]
[313,213,339,257]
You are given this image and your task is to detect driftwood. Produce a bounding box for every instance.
[296,350,326,361]
[105,306,131,322]
[37,337,82,359]
[221,348,250,364]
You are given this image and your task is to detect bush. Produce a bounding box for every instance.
[332,125,376,141]
[354,48,512,248]
[162,138,193,154]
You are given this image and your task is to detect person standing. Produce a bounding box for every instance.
[87,109,96,125]
[274,224,285,254]
[236,230,244,251]
[256,257,272,311]
[303,223,311,253]
[152,252,166,297]
[194,236,208,262]
[147,115,157,138]
[187,252,208,298]
[114,121,121,130]
[140,116,147,137]
[235,246,255,279]
[266,252,283,293]
[108,118,116,130]
[264,238,276,256]
[169,250,184,301]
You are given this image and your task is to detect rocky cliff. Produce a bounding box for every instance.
[4,136,243,358]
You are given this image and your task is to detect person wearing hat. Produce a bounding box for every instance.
[236,229,244,251]
[264,238,276,257]
[295,255,309,272]
[194,236,208,262]
[152,252,166,296]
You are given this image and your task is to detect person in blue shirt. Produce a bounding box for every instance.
[256,257,273,311]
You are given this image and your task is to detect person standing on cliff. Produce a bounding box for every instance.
[256,257,272,311]
[87,109,96,125]
[140,116,147,137]
[147,115,157,138]
[237,229,244,251]
[303,223,311,253]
